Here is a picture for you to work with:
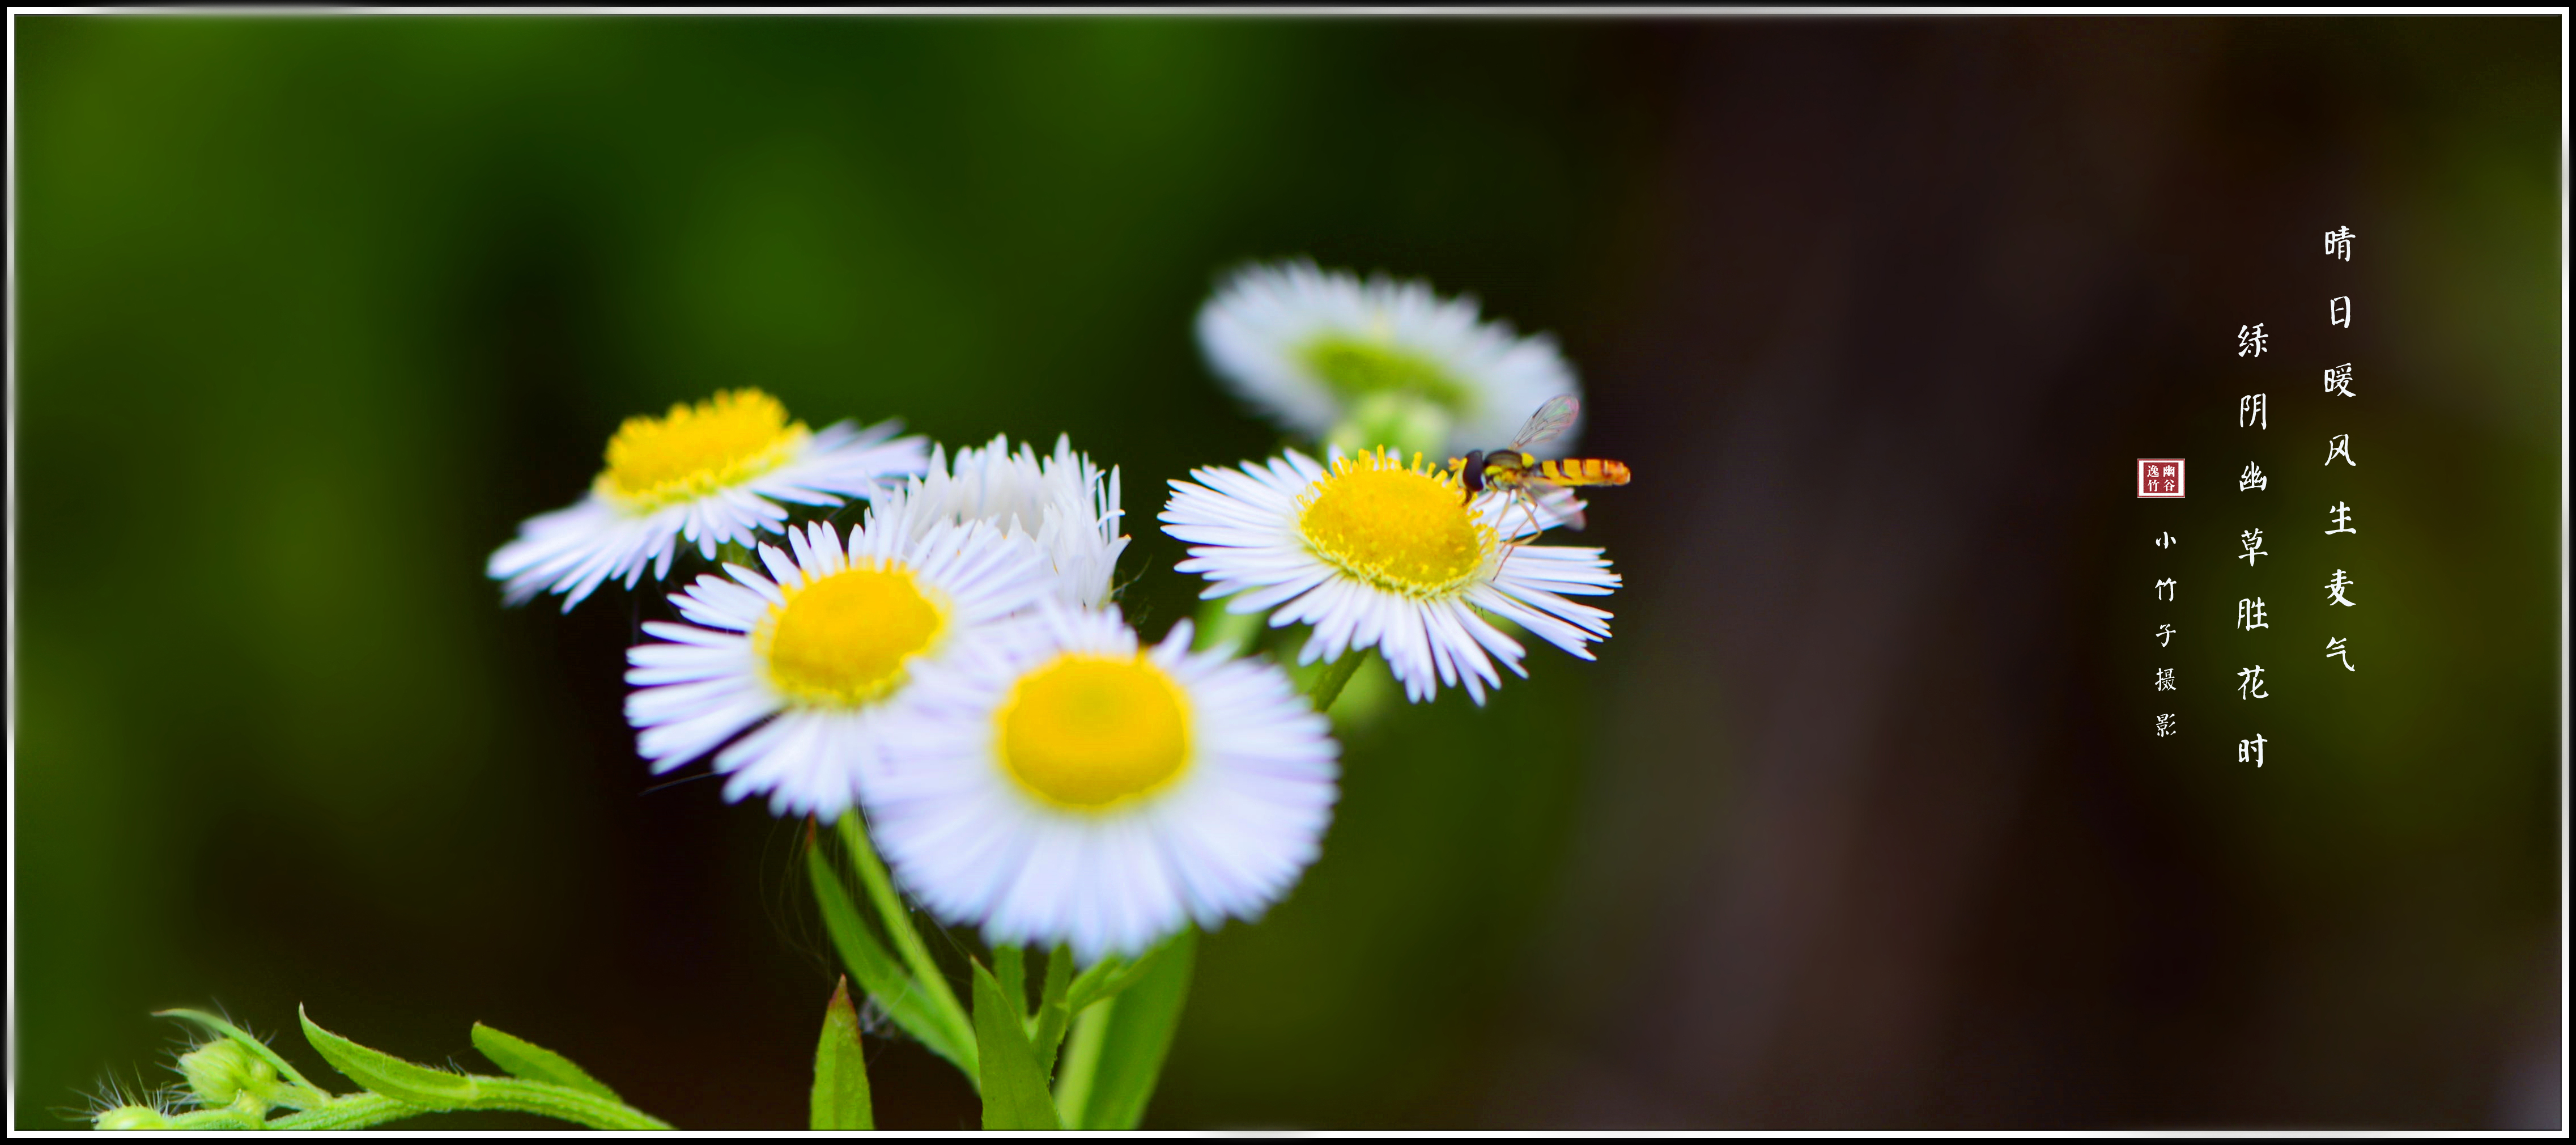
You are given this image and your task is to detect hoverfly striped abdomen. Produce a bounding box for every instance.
[1534,457,1631,487]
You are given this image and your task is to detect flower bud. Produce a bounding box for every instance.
[177,1040,276,1108]
[92,1105,174,1130]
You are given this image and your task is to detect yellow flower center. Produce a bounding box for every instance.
[758,562,947,706]
[598,389,807,511]
[1295,450,1493,597]
[998,654,1193,811]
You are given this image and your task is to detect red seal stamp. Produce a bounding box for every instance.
[2136,459,2184,497]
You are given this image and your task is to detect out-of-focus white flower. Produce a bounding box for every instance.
[865,604,1338,962]
[1195,261,1581,460]
[1162,447,1618,705]
[623,516,1051,820]
[873,435,1128,608]
[488,389,926,612]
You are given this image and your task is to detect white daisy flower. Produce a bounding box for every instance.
[873,434,1129,608]
[1161,447,1619,705]
[488,389,928,612]
[864,604,1338,962]
[1195,261,1582,459]
[623,513,1052,820]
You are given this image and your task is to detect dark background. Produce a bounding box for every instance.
[14,15,2560,1129]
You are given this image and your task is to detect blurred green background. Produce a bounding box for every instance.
[13,15,2560,1129]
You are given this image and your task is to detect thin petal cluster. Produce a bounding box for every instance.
[624,518,1052,820]
[490,396,926,611]
[1162,449,1618,704]
[865,605,1339,961]
[873,434,1129,608]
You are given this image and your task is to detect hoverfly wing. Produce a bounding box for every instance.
[1507,394,1582,451]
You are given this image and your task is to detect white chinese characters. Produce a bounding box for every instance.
[2238,323,2268,358]
[2237,665,2268,700]
[2316,245,2370,695]
[2237,597,2268,630]
[2324,226,2354,261]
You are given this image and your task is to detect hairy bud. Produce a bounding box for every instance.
[177,1040,277,1108]
[93,1105,175,1131]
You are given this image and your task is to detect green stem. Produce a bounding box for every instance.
[1303,648,1371,711]
[161,1104,267,1130]
[261,1093,415,1131]
[261,1079,674,1131]
[1049,996,1113,1125]
[837,816,975,1057]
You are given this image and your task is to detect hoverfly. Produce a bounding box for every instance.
[1451,395,1631,536]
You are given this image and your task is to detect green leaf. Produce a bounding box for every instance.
[1051,1000,1110,1123]
[297,1007,479,1109]
[805,839,979,1080]
[470,1022,620,1102]
[971,959,1063,1130]
[993,944,1027,1024]
[1062,953,1129,1014]
[1062,931,1183,1016]
[154,1008,331,1105]
[1029,944,1075,1079]
[835,817,977,1067]
[1068,927,1196,1130]
[810,977,875,1131]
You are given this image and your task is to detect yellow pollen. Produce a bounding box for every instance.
[598,389,807,511]
[1296,449,1493,597]
[997,654,1193,811]
[758,562,947,706]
